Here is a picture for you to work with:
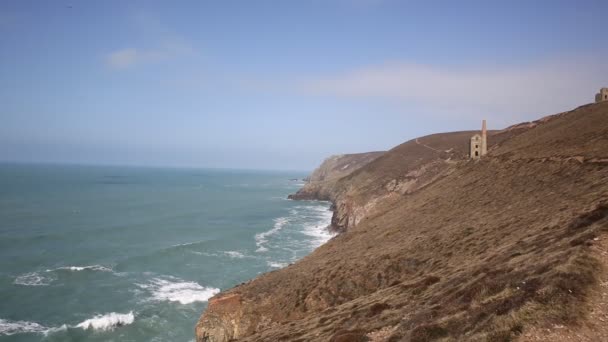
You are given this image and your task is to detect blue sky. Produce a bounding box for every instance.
[1,1,607,170]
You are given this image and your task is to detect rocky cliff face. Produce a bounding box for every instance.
[196,102,608,341]
[287,151,384,202]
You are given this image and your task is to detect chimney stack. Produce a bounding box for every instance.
[481,120,487,156]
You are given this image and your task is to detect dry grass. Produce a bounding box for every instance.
[197,102,608,342]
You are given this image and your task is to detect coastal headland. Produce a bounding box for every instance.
[196,101,608,341]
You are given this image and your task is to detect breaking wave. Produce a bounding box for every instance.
[224,251,246,258]
[0,318,48,336]
[0,311,133,336]
[255,217,288,252]
[301,205,335,248]
[76,311,134,331]
[267,261,288,268]
[53,265,113,272]
[137,277,220,305]
[14,265,114,286]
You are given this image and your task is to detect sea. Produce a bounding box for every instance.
[0,163,333,342]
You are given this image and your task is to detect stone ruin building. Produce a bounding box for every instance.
[468,88,607,160]
[596,88,608,103]
[470,120,487,159]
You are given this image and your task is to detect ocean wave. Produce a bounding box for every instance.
[52,265,113,272]
[75,311,134,331]
[224,251,245,258]
[0,318,48,336]
[0,318,70,337]
[137,277,220,305]
[14,265,115,286]
[255,202,333,255]
[1,312,134,336]
[255,217,289,252]
[13,272,54,286]
[189,251,214,257]
[170,240,208,248]
[301,206,335,247]
[267,261,288,269]
[190,250,251,259]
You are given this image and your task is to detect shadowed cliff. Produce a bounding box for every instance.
[196,101,608,341]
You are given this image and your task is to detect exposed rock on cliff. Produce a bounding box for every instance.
[287,152,384,201]
[196,101,608,341]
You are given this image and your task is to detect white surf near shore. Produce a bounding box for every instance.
[76,311,134,331]
[137,277,220,305]
[300,204,335,248]
[255,217,288,252]
[267,261,288,268]
[0,311,134,337]
[259,202,334,270]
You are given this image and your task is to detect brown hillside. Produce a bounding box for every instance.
[196,101,608,342]
[288,151,384,202]
[325,129,514,232]
[308,152,386,183]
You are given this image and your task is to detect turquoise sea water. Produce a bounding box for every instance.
[0,164,333,342]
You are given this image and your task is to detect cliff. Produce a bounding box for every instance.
[287,151,385,202]
[196,101,608,341]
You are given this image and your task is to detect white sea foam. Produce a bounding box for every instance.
[75,311,134,331]
[189,251,221,257]
[224,251,245,258]
[0,318,48,335]
[0,311,133,336]
[15,265,114,286]
[267,261,288,269]
[13,272,54,286]
[192,250,252,260]
[0,319,71,337]
[44,324,68,335]
[255,217,288,252]
[302,205,335,247]
[171,240,207,248]
[137,277,220,304]
[54,265,113,272]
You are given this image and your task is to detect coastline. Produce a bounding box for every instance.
[195,102,608,342]
[1,168,327,342]
[194,154,381,341]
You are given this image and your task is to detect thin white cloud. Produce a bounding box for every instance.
[106,48,139,68]
[104,38,192,69]
[296,57,608,120]
[104,12,193,70]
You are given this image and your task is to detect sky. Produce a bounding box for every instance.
[1,0,607,170]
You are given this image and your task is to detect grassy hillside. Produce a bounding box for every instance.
[288,151,384,202]
[196,101,608,342]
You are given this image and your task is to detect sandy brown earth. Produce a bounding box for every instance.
[196,101,608,342]
[521,235,608,341]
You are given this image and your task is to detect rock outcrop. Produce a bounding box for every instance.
[287,151,384,201]
[196,101,608,341]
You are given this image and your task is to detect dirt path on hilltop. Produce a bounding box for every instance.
[415,138,442,153]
